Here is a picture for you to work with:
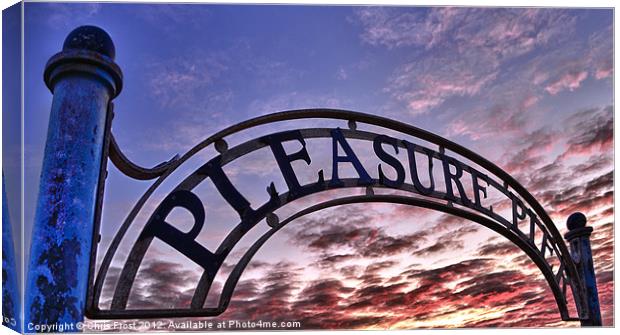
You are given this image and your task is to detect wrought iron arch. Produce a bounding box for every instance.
[86,108,595,325]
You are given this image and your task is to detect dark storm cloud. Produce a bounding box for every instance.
[524,160,567,192]
[542,170,613,208]
[290,207,430,258]
[218,261,302,321]
[428,214,471,233]
[476,240,520,257]
[316,253,357,268]
[292,279,354,311]
[504,106,612,212]
[412,225,479,257]
[503,127,557,174]
[403,258,496,284]
[226,281,258,301]
[125,260,200,309]
[454,270,529,300]
[560,105,613,159]
[573,154,613,175]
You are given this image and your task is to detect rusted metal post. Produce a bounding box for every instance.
[564,212,602,326]
[2,176,21,332]
[25,26,122,329]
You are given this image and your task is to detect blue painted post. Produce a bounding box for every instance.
[564,212,602,326]
[2,175,21,332]
[25,26,122,330]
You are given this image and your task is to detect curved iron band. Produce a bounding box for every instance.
[220,194,575,320]
[165,127,570,307]
[109,133,179,180]
[180,128,570,308]
[109,161,565,316]
[110,176,567,315]
[88,109,582,317]
[107,127,565,311]
[91,194,573,320]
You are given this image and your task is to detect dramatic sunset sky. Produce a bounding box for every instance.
[18,2,613,329]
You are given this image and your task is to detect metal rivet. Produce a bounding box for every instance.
[215,139,228,154]
[266,213,279,228]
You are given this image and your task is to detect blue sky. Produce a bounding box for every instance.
[17,3,614,328]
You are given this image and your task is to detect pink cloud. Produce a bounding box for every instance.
[361,8,577,115]
[386,53,499,115]
[587,24,613,80]
[545,70,588,95]
[595,66,613,80]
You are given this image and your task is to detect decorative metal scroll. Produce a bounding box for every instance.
[85,109,588,322]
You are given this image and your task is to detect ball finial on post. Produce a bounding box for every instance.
[44,25,122,96]
[567,212,587,231]
[62,25,116,59]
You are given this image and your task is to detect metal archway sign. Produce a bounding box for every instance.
[26,26,603,330]
[85,108,600,326]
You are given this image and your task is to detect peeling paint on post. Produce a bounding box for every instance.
[565,212,602,326]
[25,26,122,329]
[2,176,21,332]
